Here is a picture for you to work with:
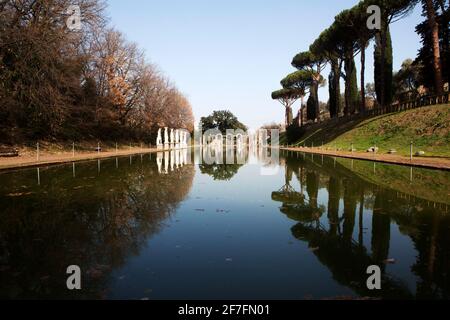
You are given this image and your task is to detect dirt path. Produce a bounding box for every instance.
[0,148,161,171]
[280,147,450,171]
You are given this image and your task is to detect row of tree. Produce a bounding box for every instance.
[0,0,194,143]
[272,0,449,128]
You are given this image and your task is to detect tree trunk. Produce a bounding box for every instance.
[308,82,319,121]
[343,63,350,116]
[285,106,293,128]
[312,80,320,122]
[329,57,341,118]
[285,107,289,128]
[424,0,444,95]
[344,50,357,116]
[300,96,304,127]
[359,189,365,247]
[315,66,321,122]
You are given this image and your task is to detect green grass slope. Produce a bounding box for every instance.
[287,104,450,157]
[336,157,450,205]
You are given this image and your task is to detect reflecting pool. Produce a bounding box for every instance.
[0,148,449,299]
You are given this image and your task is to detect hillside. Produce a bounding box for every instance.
[283,104,450,158]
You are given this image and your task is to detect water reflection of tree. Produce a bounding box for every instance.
[327,176,341,236]
[0,158,195,299]
[371,189,391,266]
[370,189,450,299]
[274,153,450,299]
[272,163,324,224]
[199,163,243,181]
[291,223,412,299]
[199,147,249,181]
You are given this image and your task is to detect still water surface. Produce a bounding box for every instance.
[0,148,449,299]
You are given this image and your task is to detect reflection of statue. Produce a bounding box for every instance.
[156,152,163,173]
[175,149,179,168]
[181,148,188,165]
[178,150,183,167]
[164,151,169,174]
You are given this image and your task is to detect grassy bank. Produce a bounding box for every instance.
[284,104,450,158]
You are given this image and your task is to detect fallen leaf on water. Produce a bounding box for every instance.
[384,258,396,264]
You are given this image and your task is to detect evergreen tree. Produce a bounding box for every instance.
[344,56,359,115]
[374,25,393,106]
[415,1,449,92]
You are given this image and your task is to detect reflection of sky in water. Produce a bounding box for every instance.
[108,162,350,300]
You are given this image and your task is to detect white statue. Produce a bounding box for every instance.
[157,128,163,149]
[170,151,175,171]
[170,129,175,147]
[175,130,180,149]
[216,134,223,147]
[180,130,187,149]
[236,134,243,149]
[156,152,163,173]
[164,127,169,149]
[185,131,189,148]
[180,130,184,148]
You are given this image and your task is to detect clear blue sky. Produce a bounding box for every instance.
[106,0,423,130]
